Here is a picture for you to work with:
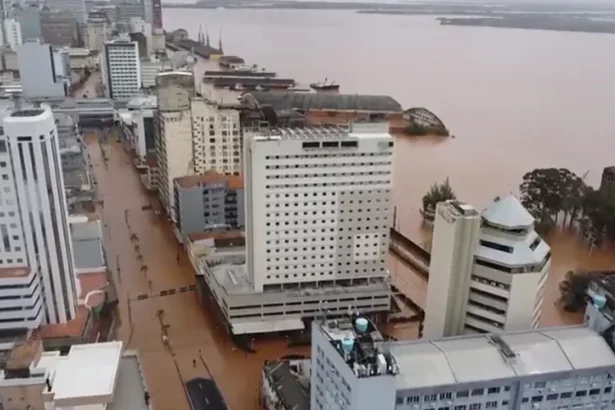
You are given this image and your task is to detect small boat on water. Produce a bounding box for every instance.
[310,78,340,91]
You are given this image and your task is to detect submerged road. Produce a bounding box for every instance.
[87,134,309,410]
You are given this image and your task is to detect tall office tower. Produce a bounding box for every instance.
[1,107,77,327]
[40,9,78,47]
[142,0,153,24]
[154,71,195,218]
[85,12,110,53]
[425,195,550,339]
[424,200,481,339]
[2,19,22,50]
[102,37,141,100]
[152,0,162,29]
[244,127,394,293]
[17,42,71,99]
[15,5,41,42]
[190,98,242,175]
[310,317,615,410]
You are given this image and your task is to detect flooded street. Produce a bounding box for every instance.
[86,134,308,410]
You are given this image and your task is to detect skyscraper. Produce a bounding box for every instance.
[243,127,394,293]
[1,106,77,327]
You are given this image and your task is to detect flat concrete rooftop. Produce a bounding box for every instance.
[389,326,615,391]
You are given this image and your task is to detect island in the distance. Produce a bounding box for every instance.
[437,15,615,34]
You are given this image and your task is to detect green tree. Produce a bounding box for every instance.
[519,168,585,227]
[421,178,456,221]
[559,270,606,312]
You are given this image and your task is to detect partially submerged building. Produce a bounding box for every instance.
[188,125,394,335]
[239,91,403,132]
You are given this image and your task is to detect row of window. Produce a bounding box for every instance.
[265,170,391,180]
[266,161,391,170]
[264,152,391,160]
[265,180,390,190]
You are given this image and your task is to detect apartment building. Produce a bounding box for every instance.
[1,106,77,328]
[311,317,615,410]
[425,196,550,339]
[173,171,244,240]
[191,98,242,175]
[188,125,394,335]
[102,37,141,101]
[154,71,195,218]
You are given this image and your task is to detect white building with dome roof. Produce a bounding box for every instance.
[424,196,550,339]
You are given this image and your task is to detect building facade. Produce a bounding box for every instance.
[425,196,550,339]
[173,171,244,239]
[2,107,77,327]
[154,71,195,218]
[40,9,78,47]
[45,0,86,24]
[2,19,22,50]
[311,317,615,410]
[17,42,70,99]
[102,37,140,100]
[191,98,242,175]
[85,12,109,53]
[244,126,394,293]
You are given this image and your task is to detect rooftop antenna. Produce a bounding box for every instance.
[218,29,223,54]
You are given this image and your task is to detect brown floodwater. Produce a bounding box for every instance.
[88,8,615,406]
[161,7,615,326]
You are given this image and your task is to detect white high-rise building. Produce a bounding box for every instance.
[244,126,394,293]
[0,107,77,329]
[425,195,550,339]
[191,98,242,176]
[2,19,22,50]
[102,37,141,101]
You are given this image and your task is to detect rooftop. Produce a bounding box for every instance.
[318,317,399,379]
[389,327,615,390]
[175,170,243,190]
[36,306,90,339]
[37,341,122,403]
[0,266,31,279]
[482,194,535,230]
[263,360,310,410]
[8,108,45,118]
[243,91,403,113]
[252,124,393,142]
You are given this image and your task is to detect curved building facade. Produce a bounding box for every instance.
[3,108,77,326]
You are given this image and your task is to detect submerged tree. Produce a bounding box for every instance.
[559,270,605,312]
[421,178,456,221]
[519,168,585,228]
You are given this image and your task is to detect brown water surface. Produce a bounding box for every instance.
[161,8,615,325]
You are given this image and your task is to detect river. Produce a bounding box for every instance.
[162,8,615,325]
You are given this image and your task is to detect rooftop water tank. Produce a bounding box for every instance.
[593,294,607,309]
[341,338,354,353]
[355,317,368,333]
